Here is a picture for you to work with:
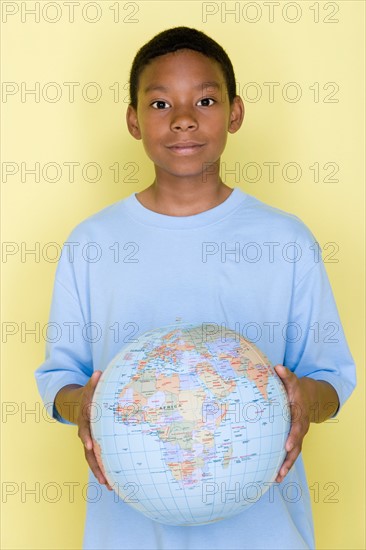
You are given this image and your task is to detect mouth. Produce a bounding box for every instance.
[167,144,205,155]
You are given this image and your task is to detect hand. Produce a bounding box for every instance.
[274,365,312,483]
[76,370,113,490]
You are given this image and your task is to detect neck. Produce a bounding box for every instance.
[135,171,233,217]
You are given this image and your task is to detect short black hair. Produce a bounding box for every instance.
[128,26,237,109]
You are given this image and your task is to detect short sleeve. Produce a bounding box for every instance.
[284,258,356,417]
[34,241,93,424]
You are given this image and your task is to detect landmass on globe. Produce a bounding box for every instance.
[114,327,273,487]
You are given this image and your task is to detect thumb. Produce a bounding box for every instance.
[89,370,103,389]
[274,365,295,389]
[83,370,103,405]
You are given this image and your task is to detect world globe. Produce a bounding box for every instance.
[91,323,290,526]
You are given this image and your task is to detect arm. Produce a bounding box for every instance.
[54,384,83,424]
[272,229,356,482]
[35,233,112,487]
[54,372,112,490]
[274,365,340,483]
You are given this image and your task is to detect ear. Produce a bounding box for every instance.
[228,96,245,134]
[126,105,142,140]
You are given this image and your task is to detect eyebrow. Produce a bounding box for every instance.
[143,81,222,94]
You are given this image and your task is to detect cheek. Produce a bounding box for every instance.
[139,118,163,141]
[210,118,229,145]
[209,111,229,130]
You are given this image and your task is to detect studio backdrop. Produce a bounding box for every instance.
[1,1,364,549]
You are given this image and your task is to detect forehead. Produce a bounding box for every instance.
[138,49,226,95]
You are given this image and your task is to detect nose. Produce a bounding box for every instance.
[170,107,198,132]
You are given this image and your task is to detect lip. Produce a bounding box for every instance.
[167,141,204,147]
[167,142,205,155]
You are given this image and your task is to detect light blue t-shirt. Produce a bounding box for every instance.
[35,187,356,550]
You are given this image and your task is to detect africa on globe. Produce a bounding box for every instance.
[91,323,290,526]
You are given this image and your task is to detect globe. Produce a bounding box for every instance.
[91,323,290,526]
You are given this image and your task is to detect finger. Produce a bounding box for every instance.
[284,418,304,453]
[84,447,113,490]
[78,418,93,451]
[84,370,103,398]
[276,419,305,482]
[79,371,103,426]
[274,365,296,391]
[89,370,103,389]
[276,446,301,483]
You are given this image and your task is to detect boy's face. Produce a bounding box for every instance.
[126,49,244,181]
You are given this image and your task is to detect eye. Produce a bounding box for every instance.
[197,97,216,107]
[151,100,170,109]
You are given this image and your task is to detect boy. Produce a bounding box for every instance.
[35,27,356,549]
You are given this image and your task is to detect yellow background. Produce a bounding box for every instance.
[1,1,364,548]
